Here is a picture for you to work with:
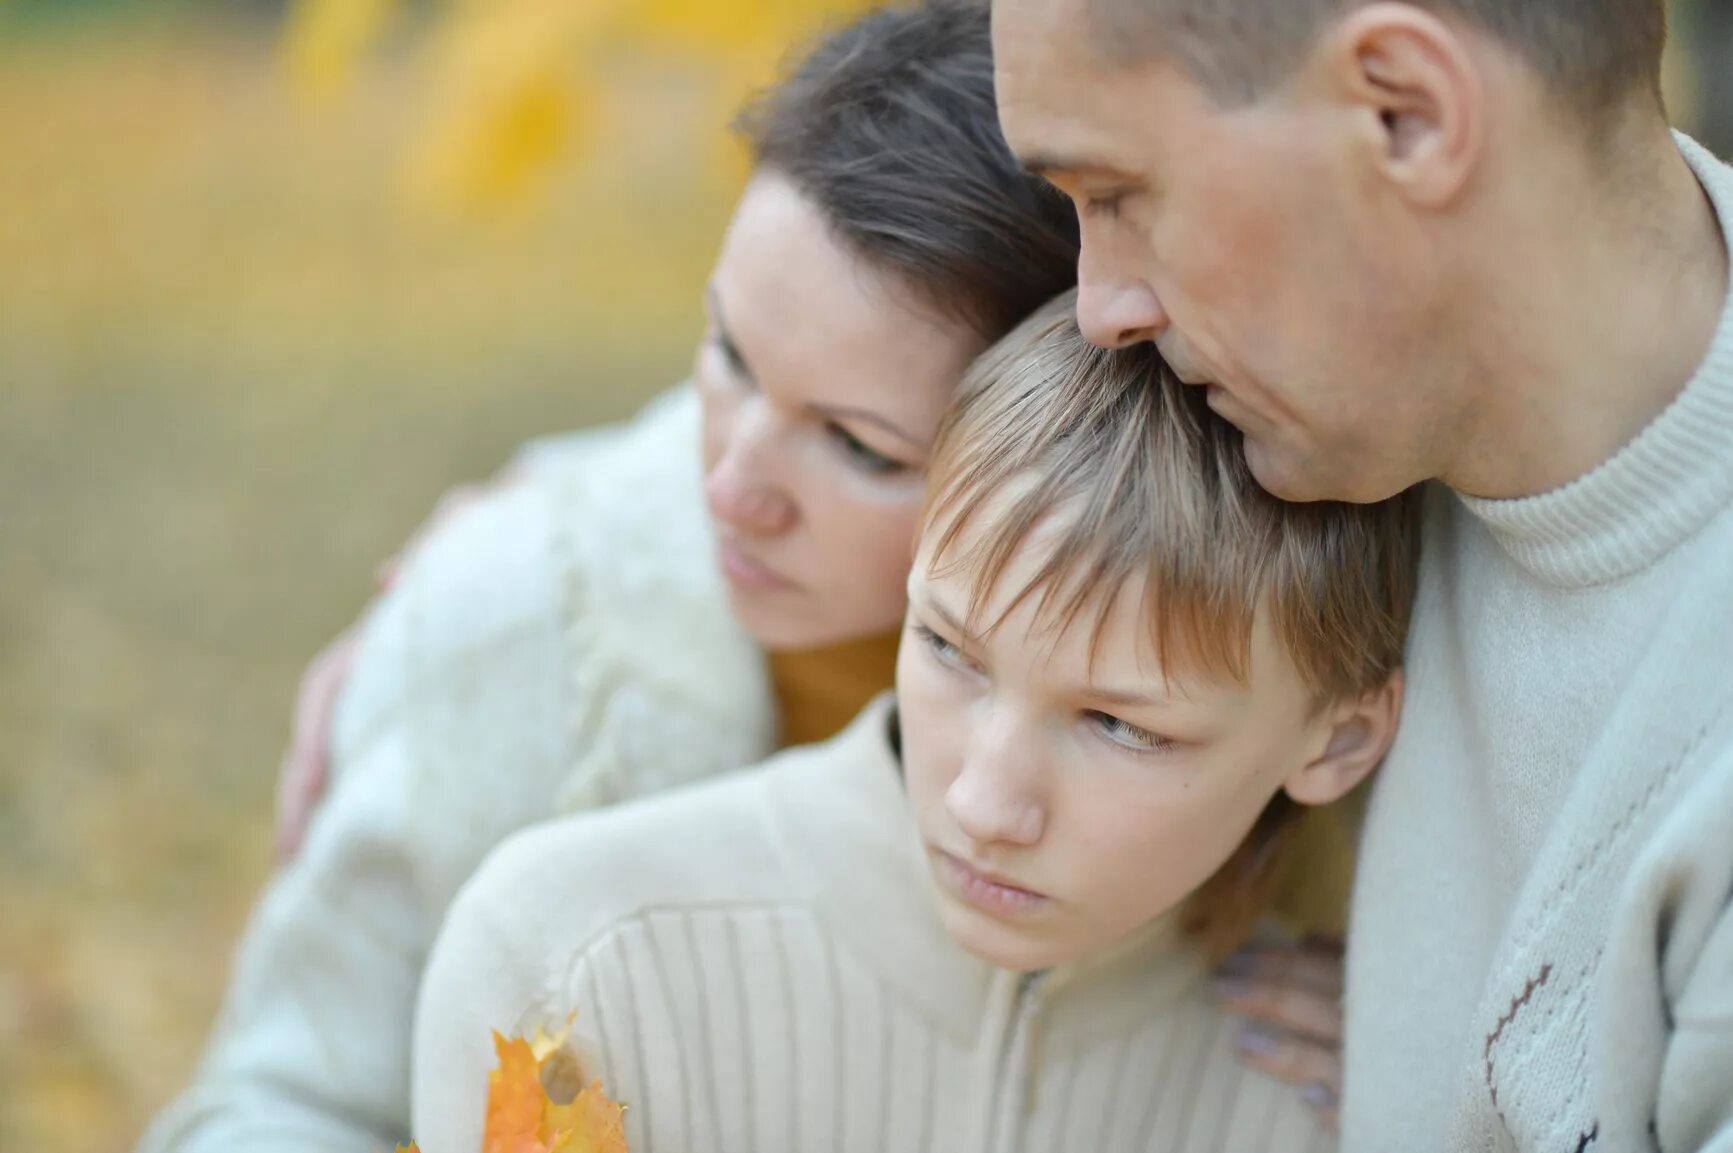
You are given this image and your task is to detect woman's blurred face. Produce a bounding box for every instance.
[698,173,987,651]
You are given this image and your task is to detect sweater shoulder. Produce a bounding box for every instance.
[450,756,808,968]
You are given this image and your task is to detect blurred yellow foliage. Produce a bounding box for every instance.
[286,0,402,96]
[288,0,872,213]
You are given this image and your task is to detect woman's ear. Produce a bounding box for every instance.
[1284,669,1405,806]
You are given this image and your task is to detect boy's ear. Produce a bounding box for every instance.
[1283,669,1405,806]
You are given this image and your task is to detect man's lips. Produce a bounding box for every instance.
[717,538,793,592]
[932,849,1050,918]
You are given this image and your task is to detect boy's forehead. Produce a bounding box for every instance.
[913,498,1287,710]
[915,508,1168,685]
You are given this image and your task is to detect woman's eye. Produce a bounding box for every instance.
[1088,711,1174,753]
[915,624,977,674]
[830,425,907,475]
[707,332,753,386]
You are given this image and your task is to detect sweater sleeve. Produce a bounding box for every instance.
[409,837,561,1153]
[135,478,599,1153]
[1659,899,1733,1152]
[1648,744,1733,1153]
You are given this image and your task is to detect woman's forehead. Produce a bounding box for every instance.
[713,179,982,431]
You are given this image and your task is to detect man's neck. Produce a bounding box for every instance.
[1443,126,1728,500]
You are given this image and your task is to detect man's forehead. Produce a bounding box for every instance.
[992,0,1102,89]
[992,0,1169,176]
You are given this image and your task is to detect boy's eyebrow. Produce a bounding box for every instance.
[916,591,975,642]
[1081,685,1168,709]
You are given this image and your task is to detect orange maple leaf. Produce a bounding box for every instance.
[481,1027,627,1153]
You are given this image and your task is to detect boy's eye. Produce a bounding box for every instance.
[1087,711,1175,753]
[829,424,908,475]
[915,624,979,674]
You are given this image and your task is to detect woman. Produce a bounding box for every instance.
[141,6,1339,1153]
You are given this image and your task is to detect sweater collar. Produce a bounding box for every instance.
[766,694,1205,1045]
[1456,132,1733,588]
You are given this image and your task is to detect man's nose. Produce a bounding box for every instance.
[704,413,796,536]
[1076,280,1169,349]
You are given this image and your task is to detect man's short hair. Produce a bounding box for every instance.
[1089,0,1667,122]
[922,290,1422,952]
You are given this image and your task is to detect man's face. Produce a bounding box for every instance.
[993,0,1447,502]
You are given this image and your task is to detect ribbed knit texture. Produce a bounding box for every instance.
[136,388,777,1153]
[1343,133,1733,1153]
[413,699,1334,1153]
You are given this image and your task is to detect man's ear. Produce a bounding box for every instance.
[1317,3,1483,208]
[1284,669,1405,806]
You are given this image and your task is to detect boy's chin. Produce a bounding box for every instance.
[936,895,1078,973]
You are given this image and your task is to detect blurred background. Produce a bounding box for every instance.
[0,2,1725,1151]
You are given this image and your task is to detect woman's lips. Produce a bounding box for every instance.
[933,849,1050,919]
[717,538,793,592]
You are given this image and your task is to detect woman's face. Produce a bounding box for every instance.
[698,174,987,651]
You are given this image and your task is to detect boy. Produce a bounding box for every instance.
[410,292,1419,1152]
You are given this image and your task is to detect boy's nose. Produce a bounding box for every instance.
[945,711,1046,847]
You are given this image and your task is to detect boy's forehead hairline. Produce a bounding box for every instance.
[915,545,1255,707]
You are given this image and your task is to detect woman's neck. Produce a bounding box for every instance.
[768,629,901,749]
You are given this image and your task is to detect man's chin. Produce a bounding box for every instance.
[1244,439,1401,504]
[1241,438,1325,503]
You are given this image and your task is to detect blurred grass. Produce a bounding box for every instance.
[0,12,742,1153]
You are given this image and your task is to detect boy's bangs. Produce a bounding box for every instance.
[921,318,1270,688]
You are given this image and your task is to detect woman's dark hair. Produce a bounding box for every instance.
[735,0,1080,340]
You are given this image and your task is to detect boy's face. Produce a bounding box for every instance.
[897,515,1341,972]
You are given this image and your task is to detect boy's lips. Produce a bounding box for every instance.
[932,849,1050,919]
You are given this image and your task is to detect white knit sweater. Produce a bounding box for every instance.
[137,387,776,1153]
[412,697,1333,1153]
[1342,134,1733,1152]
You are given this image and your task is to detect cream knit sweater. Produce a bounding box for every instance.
[1342,134,1733,1152]
[138,388,776,1153]
[412,698,1332,1153]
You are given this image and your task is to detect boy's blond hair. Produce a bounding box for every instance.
[922,291,1422,952]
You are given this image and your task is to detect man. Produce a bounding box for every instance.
[990,0,1733,1149]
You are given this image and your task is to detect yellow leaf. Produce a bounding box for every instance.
[461,1022,628,1153]
[484,1031,550,1153]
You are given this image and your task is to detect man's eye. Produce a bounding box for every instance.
[1088,711,1175,752]
[1081,194,1125,220]
[830,425,907,475]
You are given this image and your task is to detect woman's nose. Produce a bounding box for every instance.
[704,417,796,537]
